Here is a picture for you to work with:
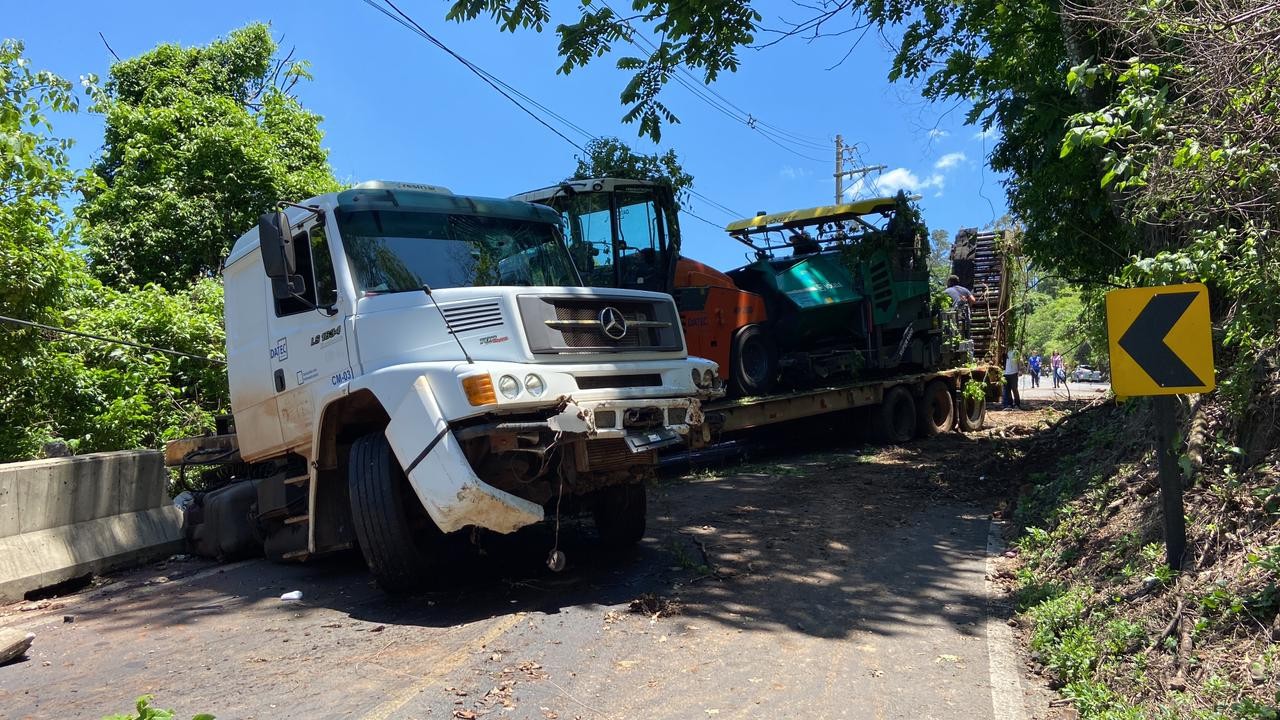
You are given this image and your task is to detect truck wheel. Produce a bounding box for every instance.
[957,390,986,432]
[349,431,439,593]
[876,386,916,444]
[729,324,776,397]
[916,380,955,437]
[593,483,647,548]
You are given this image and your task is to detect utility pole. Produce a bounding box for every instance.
[833,134,886,205]
[835,134,844,204]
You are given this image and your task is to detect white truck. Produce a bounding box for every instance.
[172,181,721,591]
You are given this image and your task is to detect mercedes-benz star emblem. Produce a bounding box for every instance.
[599,306,628,340]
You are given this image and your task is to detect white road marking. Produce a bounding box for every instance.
[986,520,1025,720]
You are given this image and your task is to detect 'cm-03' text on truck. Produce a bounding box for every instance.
[170,181,721,591]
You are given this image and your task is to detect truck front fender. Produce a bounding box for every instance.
[384,376,544,534]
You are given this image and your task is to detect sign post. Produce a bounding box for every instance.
[1105,283,1214,571]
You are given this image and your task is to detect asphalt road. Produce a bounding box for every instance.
[0,427,1041,720]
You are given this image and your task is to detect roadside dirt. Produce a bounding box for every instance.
[0,400,1085,720]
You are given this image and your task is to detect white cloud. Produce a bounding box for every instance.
[846,167,946,198]
[928,128,949,140]
[972,127,997,141]
[779,165,811,180]
[934,152,967,170]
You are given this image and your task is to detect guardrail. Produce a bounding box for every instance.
[0,450,184,602]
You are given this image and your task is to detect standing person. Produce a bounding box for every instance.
[944,275,977,306]
[1050,351,1065,388]
[1028,350,1042,388]
[1002,349,1022,409]
[945,275,977,338]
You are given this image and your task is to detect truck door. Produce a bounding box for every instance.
[264,222,351,450]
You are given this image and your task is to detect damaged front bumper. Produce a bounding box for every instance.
[386,376,704,536]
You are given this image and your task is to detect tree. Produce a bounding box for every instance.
[0,39,81,354]
[0,40,229,461]
[448,0,761,141]
[78,24,339,290]
[569,136,694,206]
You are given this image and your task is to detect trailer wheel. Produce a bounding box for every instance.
[876,386,917,444]
[917,380,956,437]
[349,431,440,593]
[592,483,647,548]
[957,390,986,432]
[729,324,776,397]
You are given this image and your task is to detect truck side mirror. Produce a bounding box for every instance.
[259,210,296,280]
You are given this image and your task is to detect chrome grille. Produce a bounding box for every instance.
[442,300,504,332]
[551,301,663,348]
[519,294,684,355]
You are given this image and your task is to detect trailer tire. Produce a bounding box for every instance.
[877,386,917,444]
[917,380,956,437]
[957,390,986,432]
[729,324,776,397]
[349,431,439,593]
[592,483,647,548]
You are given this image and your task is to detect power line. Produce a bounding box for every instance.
[688,189,742,218]
[682,207,729,232]
[0,314,226,364]
[361,0,746,220]
[365,0,587,151]
[590,0,832,161]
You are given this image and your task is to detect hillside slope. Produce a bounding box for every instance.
[994,388,1280,718]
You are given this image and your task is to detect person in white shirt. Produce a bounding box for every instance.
[1002,349,1023,409]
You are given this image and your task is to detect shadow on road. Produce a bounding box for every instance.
[41,409,1027,640]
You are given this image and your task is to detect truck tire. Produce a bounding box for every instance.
[876,386,916,444]
[592,483,647,548]
[729,324,776,397]
[957,390,986,432]
[916,380,956,437]
[349,431,439,593]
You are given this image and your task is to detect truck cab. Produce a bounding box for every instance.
[219,181,720,591]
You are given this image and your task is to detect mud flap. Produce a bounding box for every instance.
[384,376,544,534]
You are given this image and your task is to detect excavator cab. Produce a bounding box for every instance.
[513,179,678,295]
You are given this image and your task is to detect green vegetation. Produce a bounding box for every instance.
[104,695,213,720]
[570,136,693,207]
[80,23,338,291]
[0,26,334,461]
[1011,403,1280,717]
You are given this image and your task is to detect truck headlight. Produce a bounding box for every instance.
[702,368,716,388]
[497,374,521,399]
[524,373,546,397]
[691,367,703,387]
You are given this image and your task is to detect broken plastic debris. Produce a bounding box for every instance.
[280,590,303,602]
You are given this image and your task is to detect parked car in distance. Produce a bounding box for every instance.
[1072,364,1104,382]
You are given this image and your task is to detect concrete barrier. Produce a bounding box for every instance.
[0,450,184,602]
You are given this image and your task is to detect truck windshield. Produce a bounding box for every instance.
[337,209,580,293]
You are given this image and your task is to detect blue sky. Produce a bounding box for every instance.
[9,0,1008,272]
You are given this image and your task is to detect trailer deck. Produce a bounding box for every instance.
[707,364,1001,435]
